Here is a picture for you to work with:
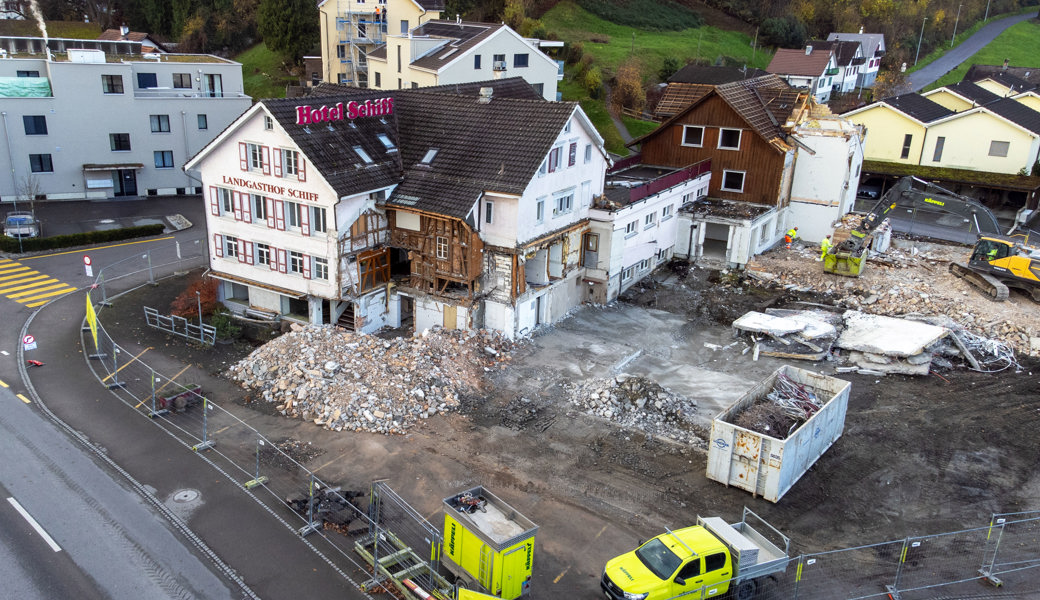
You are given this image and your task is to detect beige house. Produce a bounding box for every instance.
[317,0,443,87]
[365,19,560,101]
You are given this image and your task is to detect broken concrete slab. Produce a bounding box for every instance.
[848,351,930,376]
[764,309,839,339]
[836,311,948,357]
[732,311,805,336]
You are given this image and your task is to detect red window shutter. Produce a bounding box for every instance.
[265,197,276,228]
[237,238,246,263]
[569,143,577,166]
[244,241,254,265]
[275,200,285,230]
[238,142,248,170]
[261,146,271,175]
[242,193,252,222]
[213,234,223,257]
[232,191,243,221]
[278,249,288,273]
[269,246,278,270]
[300,205,311,236]
[303,254,311,279]
[209,186,219,216]
[298,156,307,182]
[273,149,283,178]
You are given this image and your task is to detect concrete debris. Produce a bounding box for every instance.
[836,311,948,357]
[227,325,516,434]
[567,375,705,448]
[732,309,839,360]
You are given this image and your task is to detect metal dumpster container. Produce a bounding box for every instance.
[706,366,851,502]
[441,486,538,599]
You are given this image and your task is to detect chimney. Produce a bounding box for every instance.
[120,24,129,38]
[805,45,813,55]
[478,87,493,104]
[1002,58,1009,71]
[859,26,864,34]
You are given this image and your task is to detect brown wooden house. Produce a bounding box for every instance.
[631,75,809,208]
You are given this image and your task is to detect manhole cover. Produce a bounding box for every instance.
[173,489,200,503]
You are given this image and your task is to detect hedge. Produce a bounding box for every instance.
[0,223,166,254]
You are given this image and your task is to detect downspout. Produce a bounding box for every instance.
[324,7,332,84]
[181,111,193,190]
[1,111,17,202]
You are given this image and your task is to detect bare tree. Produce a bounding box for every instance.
[18,173,41,215]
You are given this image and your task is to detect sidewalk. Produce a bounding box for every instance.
[24,283,363,599]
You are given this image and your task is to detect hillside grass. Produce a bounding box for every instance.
[926,18,1040,89]
[560,77,629,155]
[234,43,295,100]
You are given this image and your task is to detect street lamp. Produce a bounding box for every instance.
[951,4,963,47]
[915,17,928,66]
[985,0,991,21]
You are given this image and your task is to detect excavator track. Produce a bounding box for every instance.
[949,262,1010,302]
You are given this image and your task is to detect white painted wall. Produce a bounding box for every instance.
[789,120,864,243]
[437,27,559,101]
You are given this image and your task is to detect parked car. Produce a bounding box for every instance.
[855,177,884,200]
[4,211,41,238]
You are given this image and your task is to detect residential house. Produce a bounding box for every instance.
[766,45,837,103]
[97,26,169,54]
[366,19,560,101]
[805,39,865,95]
[656,65,769,120]
[0,41,250,202]
[827,30,885,88]
[317,0,443,88]
[186,81,609,338]
[842,93,953,165]
[964,63,1040,97]
[586,158,711,302]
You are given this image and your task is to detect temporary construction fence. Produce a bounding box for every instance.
[73,241,1040,600]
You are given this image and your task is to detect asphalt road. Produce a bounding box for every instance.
[908,12,1036,91]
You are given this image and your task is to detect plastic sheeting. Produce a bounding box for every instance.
[0,76,52,97]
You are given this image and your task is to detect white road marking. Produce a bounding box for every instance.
[7,497,62,552]
[1,350,8,355]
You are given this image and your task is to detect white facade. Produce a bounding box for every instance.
[788,115,865,243]
[0,50,249,202]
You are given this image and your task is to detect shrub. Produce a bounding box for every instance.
[565,40,585,65]
[584,66,603,98]
[170,275,220,318]
[760,15,808,49]
[210,307,242,340]
[612,58,646,113]
[0,223,165,254]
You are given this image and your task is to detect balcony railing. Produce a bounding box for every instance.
[825,67,840,76]
[624,158,711,205]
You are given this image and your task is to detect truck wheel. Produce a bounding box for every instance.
[735,579,756,600]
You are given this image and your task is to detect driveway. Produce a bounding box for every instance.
[908,12,1035,91]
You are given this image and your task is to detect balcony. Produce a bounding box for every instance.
[492,61,507,72]
[825,67,840,76]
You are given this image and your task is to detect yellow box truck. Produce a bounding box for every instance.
[439,486,537,599]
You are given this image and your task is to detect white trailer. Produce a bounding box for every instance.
[706,365,851,502]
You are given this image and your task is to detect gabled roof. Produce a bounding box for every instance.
[308,77,544,101]
[667,65,769,85]
[654,83,714,119]
[827,32,885,57]
[964,64,1040,90]
[409,21,506,72]
[982,97,1040,135]
[633,74,803,150]
[806,40,861,67]
[939,81,1001,106]
[766,47,834,77]
[873,93,954,124]
[97,28,169,52]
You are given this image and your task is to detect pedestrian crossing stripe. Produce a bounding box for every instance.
[0,260,77,307]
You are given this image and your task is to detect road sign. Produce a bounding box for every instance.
[23,334,37,351]
[84,254,93,277]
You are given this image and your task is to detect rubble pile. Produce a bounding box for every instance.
[227,324,516,434]
[567,375,705,447]
[747,241,1040,357]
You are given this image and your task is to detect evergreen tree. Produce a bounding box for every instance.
[257,0,319,64]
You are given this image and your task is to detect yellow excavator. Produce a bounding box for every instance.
[950,236,1040,302]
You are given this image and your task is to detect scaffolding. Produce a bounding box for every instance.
[334,0,387,86]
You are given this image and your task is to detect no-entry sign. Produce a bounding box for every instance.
[84,255,93,278]
[23,334,37,351]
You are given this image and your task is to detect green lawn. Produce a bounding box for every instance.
[234,43,296,100]
[560,77,630,155]
[925,18,1040,90]
[621,115,659,140]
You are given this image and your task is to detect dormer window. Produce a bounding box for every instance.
[421,148,439,164]
[354,146,373,164]
[377,133,395,151]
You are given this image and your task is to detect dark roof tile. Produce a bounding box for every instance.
[985,97,1040,135]
[943,81,1001,105]
[883,93,954,123]
[667,65,769,85]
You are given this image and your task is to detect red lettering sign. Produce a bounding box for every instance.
[295,98,394,125]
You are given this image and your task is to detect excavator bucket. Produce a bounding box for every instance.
[824,251,865,276]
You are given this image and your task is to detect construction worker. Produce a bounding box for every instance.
[818,234,832,261]
[785,226,798,249]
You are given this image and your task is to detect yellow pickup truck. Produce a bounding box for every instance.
[601,509,789,600]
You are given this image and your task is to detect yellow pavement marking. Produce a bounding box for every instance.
[16,286,77,303]
[553,566,570,583]
[17,394,30,404]
[214,426,230,435]
[0,380,8,388]
[101,347,151,382]
[594,525,607,539]
[0,266,30,276]
[0,270,39,282]
[21,236,176,260]
[152,365,191,396]
[0,276,53,294]
[25,298,56,308]
[7,282,67,299]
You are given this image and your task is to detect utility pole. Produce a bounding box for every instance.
[985,0,991,21]
[915,17,928,66]
[951,4,963,47]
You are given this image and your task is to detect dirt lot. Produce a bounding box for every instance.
[105,251,1040,597]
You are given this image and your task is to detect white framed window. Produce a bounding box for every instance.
[536,197,545,223]
[682,125,704,147]
[621,266,635,282]
[484,200,494,225]
[313,257,329,280]
[286,201,301,228]
[247,143,263,170]
[150,114,170,133]
[721,170,746,192]
[264,115,273,130]
[252,194,266,222]
[282,149,299,176]
[310,206,327,233]
[256,243,271,266]
[662,204,674,220]
[644,212,656,229]
[436,236,449,260]
[548,146,562,173]
[224,235,238,258]
[989,140,1010,157]
[289,250,304,274]
[718,128,741,150]
[219,187,233,214]
[638,258,650,271]
[624,221,637,237]
[554,193,573,216]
